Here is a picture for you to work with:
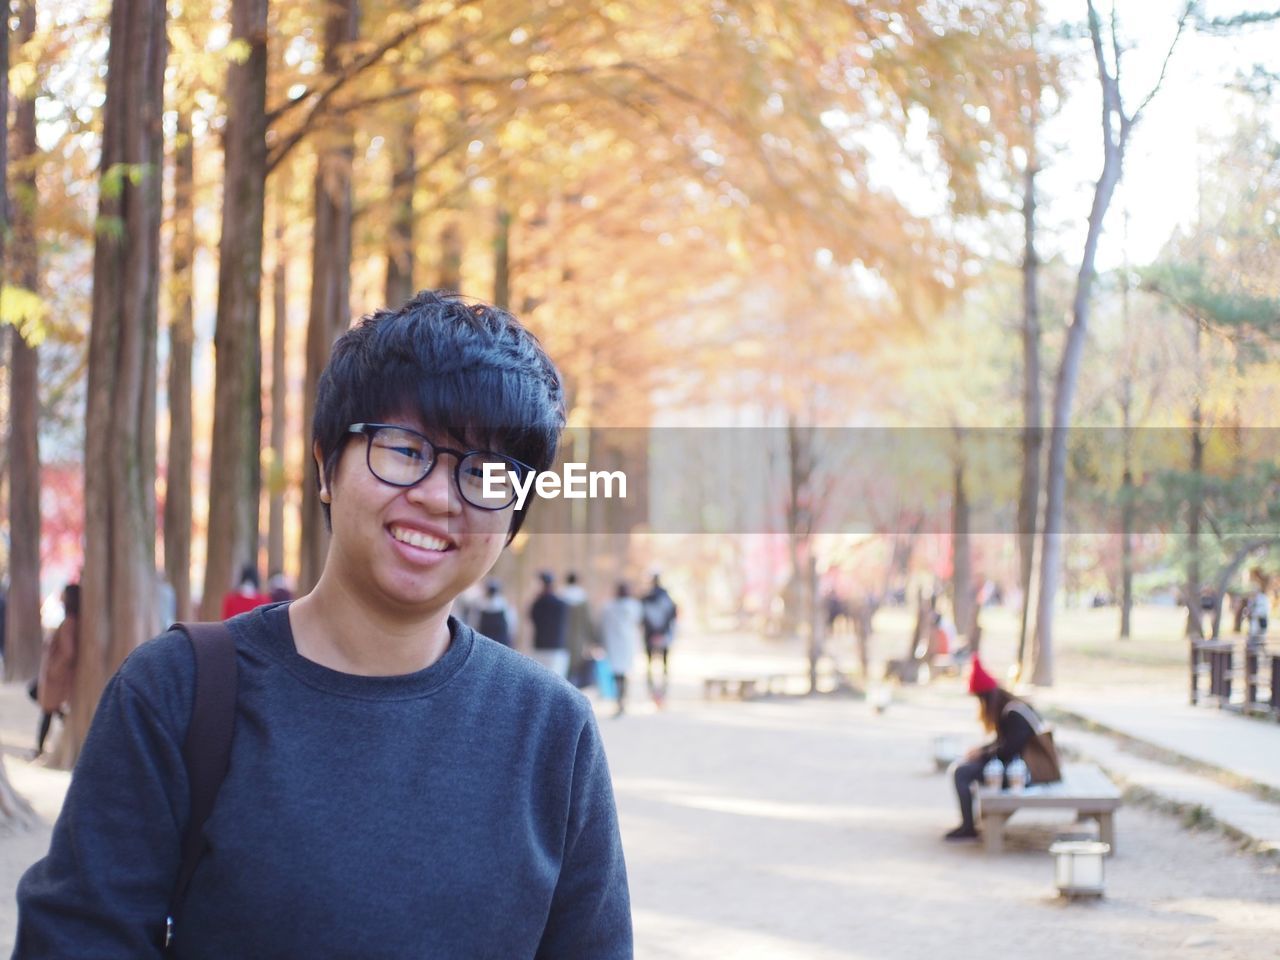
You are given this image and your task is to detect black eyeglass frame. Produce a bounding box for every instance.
[346,422,534,511]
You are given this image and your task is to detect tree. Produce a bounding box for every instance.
[200,0,269,618]
[1030,0,1190,685]
[0,0,38,830]
[165,108,195,622]
[69,0,168,764]
[4,0,43,684]
[266,171,291,582]
[299,0,359,593]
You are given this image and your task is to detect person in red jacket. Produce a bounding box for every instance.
[220,566,271,620]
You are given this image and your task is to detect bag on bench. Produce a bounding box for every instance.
[1004,700,1062,784]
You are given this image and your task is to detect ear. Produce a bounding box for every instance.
[314,441,332,503]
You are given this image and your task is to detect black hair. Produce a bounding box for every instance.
[63,583,81,617]
[566,572,579,585]
[313,290,566,541]
[615,581,630,599]
[239,565,260,589]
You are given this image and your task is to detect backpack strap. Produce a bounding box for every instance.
[166,621,238,948]
[1002,699,1047,735]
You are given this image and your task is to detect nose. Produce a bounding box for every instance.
[405,459,462,515]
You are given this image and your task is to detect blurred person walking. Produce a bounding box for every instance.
[1248,574,1270,649]
[530,571,570,678]
[473,578,517,648]
[600,582,642,717]
[29,584,80,759]
[561,572,596,688]
[641,573,678,700]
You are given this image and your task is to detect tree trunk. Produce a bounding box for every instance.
[951,452,972,644]
[0,6,35,823]
[200,0,268,618]
[384,118,415,307]
[1015,141,1042,675]
[1032,3,1134,686]
[4,0,42,683]
[70,0,167,765]
[1185,320,1204,639]
[1120,450,1134,639]
[299,0,359,594]
[267,172,289,581]
[438,217,462,292]
[493,181,511,310]
[165,109,195,622]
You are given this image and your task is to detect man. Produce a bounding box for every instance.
[472,578,516,648]
[561,571,596,688]
[14,291,632,957]
[641,572,678,697]
[529,570,570,678]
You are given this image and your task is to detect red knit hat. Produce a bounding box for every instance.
[968,656,998,695]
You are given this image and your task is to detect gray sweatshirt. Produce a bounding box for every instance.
[13,603,632,959]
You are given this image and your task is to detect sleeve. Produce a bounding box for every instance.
[13,646,192,958]
[994,710,1036,766]
[535,714,633,960]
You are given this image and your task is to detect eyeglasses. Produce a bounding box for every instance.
[347,423,532,511]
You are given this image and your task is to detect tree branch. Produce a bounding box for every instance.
[265,0,484,128]
[1132,0,1195,125]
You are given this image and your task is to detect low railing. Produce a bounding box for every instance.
[1191,639,1280,718]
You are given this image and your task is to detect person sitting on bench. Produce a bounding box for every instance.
[944,656,1045,842]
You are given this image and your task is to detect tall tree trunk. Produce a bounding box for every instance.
[0,0,35,825]
[200,0,268,618]
[1185,320,1204,640]
[70,0,167,765]
[1033,1,1155,686]
[1120,437,1135,639]
[384,118,415,307]
[1015,139,1042,675]
[299,0,359,594]
[165,109,195,622]
[1119,209,1134,640]
[493,180,511,310]
[4,0,42,684]
[951,450,972,644]
[438,217,462,292]
[267,172,289,581]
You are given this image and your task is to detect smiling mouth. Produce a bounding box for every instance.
[389,525,455,552]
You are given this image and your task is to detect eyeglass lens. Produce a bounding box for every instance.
[366,427,517,509]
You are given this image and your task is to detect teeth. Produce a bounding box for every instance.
[390,527,450,551]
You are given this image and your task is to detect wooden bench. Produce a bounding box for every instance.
[976,763,1121,855]
[702,675,762,700]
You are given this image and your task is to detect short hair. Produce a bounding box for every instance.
[313,290,566,540]
[566,572,579,586]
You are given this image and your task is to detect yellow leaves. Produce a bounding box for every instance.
[0,286,49,347]
[224,38,253,65]
[602,2,629,23]
[10,61,39,100]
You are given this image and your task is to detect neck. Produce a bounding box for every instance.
[288,575,453,676]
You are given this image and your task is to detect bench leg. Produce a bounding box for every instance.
[1097,813,1116,853]
[981,815,1007,853]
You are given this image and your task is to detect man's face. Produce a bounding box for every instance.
[318,419,512,617]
